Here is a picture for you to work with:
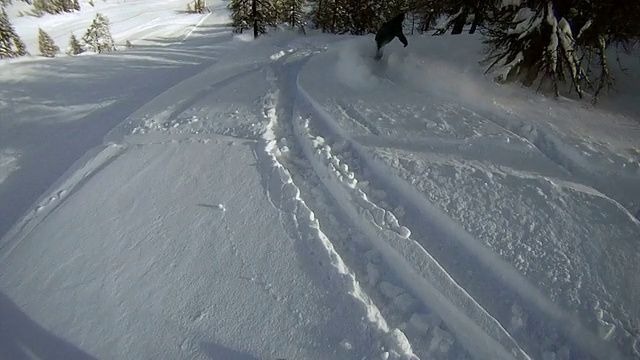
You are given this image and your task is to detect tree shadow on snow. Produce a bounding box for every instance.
[0,291,96,360]
[0,25,235,240]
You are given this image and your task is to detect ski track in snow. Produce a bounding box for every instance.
[261,48,423,360]
[467,105,640,223]
[2,21,639,359]
[289,45,631,360]
[260,46,546,360]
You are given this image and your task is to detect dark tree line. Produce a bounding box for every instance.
[230,0,306,37]
[229,0,639,101]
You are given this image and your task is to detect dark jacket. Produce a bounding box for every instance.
[375,13,408,50]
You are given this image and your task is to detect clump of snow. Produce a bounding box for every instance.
[270,50,286,60]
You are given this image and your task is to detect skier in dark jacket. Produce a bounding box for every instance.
[375,13,408,59]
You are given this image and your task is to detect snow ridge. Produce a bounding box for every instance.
[260,52,418,360]
[292,90,533,360]
[292,81,623,360]
[482,105,640,224]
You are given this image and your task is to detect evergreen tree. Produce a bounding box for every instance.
[0,8,27,58]
[229,0,268,37]
[32,0,55,15]
[38,27,59,57]
[309,0,349,33]
[82,13,116,53]
[125,39,133,48]
[194,0,205,13]
[229,0,251,33]
[281,0,305,29]
[483,0,640,100]
[66,33,84,55]
[309,0,405,34]
[33,0,78,14]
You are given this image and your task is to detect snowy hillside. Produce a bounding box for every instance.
[1,2,640,360]
[4,0,230,58]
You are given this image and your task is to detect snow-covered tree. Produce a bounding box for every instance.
[229,0,251,33]
[0,7,27,58]
[483,0,640,100]
[38,27,59,57]
[229,0,268,38]
[308,0,354,33]
[308,0,405,34]
[66,33,84,55]
[33,0,79,15]
[281,0,305,29]
[82,13,116,53]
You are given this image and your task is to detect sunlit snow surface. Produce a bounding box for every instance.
[1,2,639,360]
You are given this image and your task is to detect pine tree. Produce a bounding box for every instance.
[66,33,84,55]
[82,13,116,53]
[483,0,640,100]
[309,0,349,33]
[38,27,59,57]
[282,0,305,29]
[308,0,405,34]
[32,0,54,15]
[186,2,192,12]
[229,0,251,33]
[194,0,205,13]
[0,8,27,58]
[229,0,269,38]
[33,0,78,14]
[125,39,132,48]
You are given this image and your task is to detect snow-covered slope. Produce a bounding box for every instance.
[1,4,639,360]
[5,0,230,58]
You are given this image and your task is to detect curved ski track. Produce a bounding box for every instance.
[260,48,424,360]
[264,49,529,360]
[262,46,624,360]
[3,38,629,360]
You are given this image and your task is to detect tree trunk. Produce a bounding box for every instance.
[469,12,482,34]
[451,7,468,35]
[252,0,258,38]
[421,12,433,33]
[331,0,338,33]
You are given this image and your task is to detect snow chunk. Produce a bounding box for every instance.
[270,50,286,60]
[597,320,615,340]
[408,313,431,335]
[366,263,381,286]
[340,339,353,350]
[391,293,416,313]
[379,281,404,299]
[396,226,411,239]
[429,327,455,353]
